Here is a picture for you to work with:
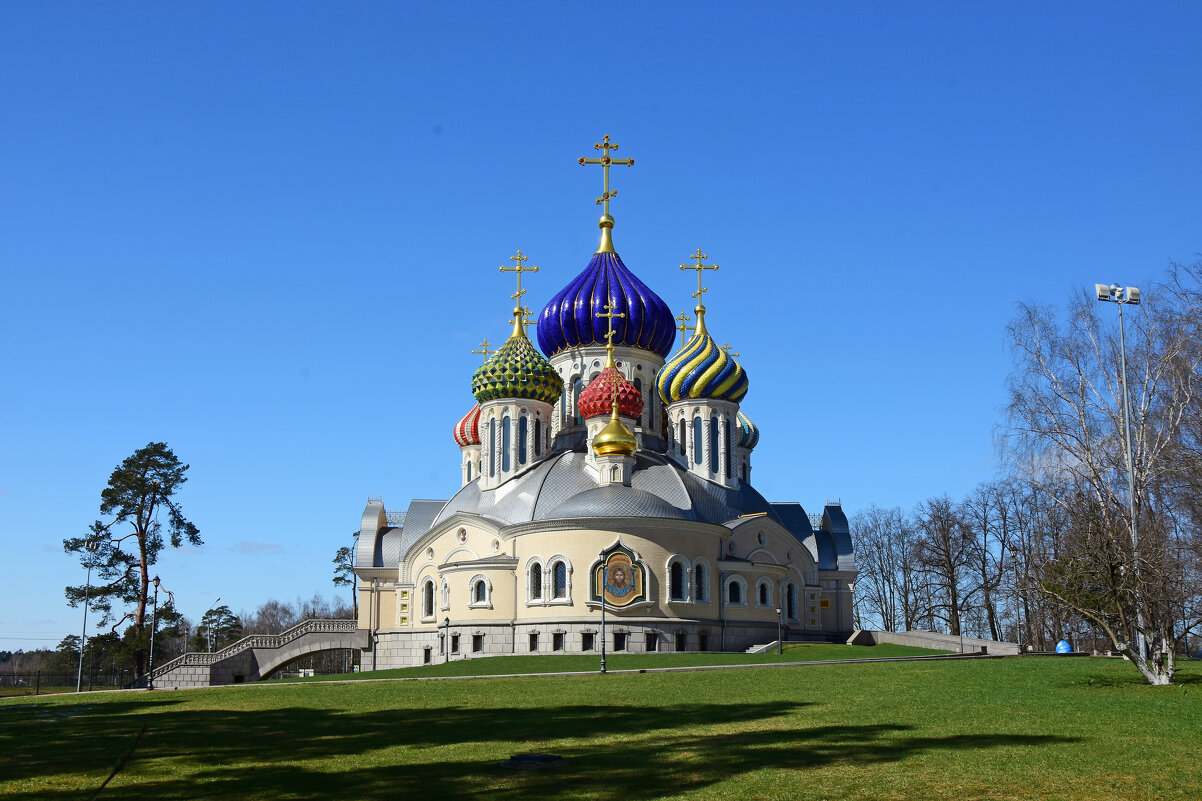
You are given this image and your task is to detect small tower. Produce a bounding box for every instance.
[470,252,563,490]
[590,390,638,486]
[453,404,482,487]
[733,409,759,485]
[578,302,644,476]
[657,249,749,489]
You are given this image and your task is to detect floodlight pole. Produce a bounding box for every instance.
[76,540,100,693]
[1096,282,1147,662]
[599,550,607,675]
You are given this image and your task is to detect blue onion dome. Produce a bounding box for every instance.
[472,312,564,405]
[656,312,749,404]
[537,250,676,358]
[735,410,760,450]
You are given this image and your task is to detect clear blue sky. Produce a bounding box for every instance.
[2,2,1199,651]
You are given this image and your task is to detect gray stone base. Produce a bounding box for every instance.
[362,621,795,670]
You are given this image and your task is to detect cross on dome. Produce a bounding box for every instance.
[595,300,626,369]
[675,311,692,347]
[499,249,539,313]
[472,340,494,361]
[681,248,719,316]
[579,135,635,254]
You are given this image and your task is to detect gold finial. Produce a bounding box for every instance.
[595,300,625,368]
[592,381,637,457]
[579,135,635,254]
[472,340,494,361]
[499,249,539,314]
[675,312,692,346]
[507,305,536,338]
[721,342,740,358]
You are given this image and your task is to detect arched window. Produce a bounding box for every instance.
[694,562,709,603]
[518,416,528,465]
[669,560,686,601]
[725,420,732,478]
[529,562,543,601]
[709,414,719,472]
[678,419,686,456]
[552,561,568,599]
[422,579,434,619]
[692,416,703,465]
[758,580,771,607]
[501,414,511,471]
[634,378,645,427]
[489,420,496,477]
[466,461,472,482]
[727,578,743,605]
[787,583,797,620]
[741,460,747,482]
[469,576,490,607]
[572,379,583,425]
[534,418,542,456]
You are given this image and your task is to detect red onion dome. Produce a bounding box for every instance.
[577,367,644,420]
[453,404,482,447]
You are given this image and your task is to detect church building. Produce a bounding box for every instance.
[352,137,855,669]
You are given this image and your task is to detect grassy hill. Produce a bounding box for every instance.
[2,649,1198,800]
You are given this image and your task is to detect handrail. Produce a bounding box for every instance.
[139,618,359,682]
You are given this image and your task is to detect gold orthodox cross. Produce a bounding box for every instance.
[722,342,740,358]
[675,311,692,343]
[578,135,635,217]
[595,300,626,347]
[500,250,539,310]
[681,248,719,305]
[472,340,494,361]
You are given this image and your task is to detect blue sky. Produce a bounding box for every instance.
[2,2,1199,650]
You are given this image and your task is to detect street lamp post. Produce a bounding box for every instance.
[147,576,161,691]
[599,550,607,675]
[76,539,100,693]
[443,617,450,664]
[202,597,222,653]
[1095,282,1147,661]
[776,607,783,655]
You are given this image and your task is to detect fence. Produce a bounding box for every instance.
[0,671,135,696]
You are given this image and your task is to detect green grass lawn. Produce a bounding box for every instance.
[282,642,951,681]
[2,654,1199,800]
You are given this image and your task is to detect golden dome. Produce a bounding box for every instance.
[591,396,637,457]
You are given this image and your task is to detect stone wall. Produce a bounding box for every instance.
[364,620,786,670]
[846,629,1021,656]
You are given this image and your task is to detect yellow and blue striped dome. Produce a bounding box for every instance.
[656,314,748,404]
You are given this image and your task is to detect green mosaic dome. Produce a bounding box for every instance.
[471,326,563,405]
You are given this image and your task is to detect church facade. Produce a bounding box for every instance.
[352,137,855,669]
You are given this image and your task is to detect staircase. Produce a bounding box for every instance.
[136,618,366,688]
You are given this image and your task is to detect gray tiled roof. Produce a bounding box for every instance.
[545,485,689,520]
[361,450,847,569]
[770,502,821,565]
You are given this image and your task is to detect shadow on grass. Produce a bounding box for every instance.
[0,696,1080,801]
